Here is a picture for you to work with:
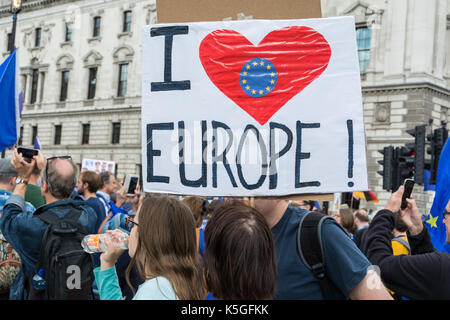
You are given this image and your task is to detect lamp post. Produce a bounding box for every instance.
[1,0,22,159]
[8,0,22,52]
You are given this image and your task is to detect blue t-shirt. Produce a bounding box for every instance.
[272,206,371,300]
[85,197,105,233]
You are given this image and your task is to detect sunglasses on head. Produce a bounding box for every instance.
[44,156,72,181]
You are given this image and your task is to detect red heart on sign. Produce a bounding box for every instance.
[199,26,332,125]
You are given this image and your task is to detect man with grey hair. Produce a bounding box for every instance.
[0,148,97,300]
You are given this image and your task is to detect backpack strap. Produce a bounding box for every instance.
[297,211,345,300]
[392,237,411,254]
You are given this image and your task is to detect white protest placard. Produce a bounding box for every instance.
[81,158,116,175]
[141,16,368,197]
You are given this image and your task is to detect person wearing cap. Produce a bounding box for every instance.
[0,158,35,217]
[0,159,35,300]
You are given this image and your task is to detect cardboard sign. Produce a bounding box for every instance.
[155,0,322,23]
[81,158,116,175]
[141,17,368,197]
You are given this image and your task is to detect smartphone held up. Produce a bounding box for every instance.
[122,174,140,197]
[17,147,39,163]
[401,179,415,210]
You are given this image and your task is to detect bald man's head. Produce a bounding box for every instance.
[42,157,78,200]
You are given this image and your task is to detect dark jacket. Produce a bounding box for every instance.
[0,194,98,299]
[365,209,450,299]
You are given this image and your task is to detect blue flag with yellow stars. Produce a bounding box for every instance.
[427,138,450,253]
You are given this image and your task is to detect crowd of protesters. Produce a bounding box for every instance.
[0,148,449,300]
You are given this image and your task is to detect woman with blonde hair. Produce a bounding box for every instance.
[94,195,204,300]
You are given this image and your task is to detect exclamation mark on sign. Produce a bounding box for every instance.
[347,120,354,188]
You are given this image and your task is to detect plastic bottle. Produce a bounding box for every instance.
[32,268,46,291]
[81,230,129,253]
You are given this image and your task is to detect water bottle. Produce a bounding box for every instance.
[32,269,46,291]
[81,230,129,253]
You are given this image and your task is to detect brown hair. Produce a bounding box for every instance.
[205,199,225,217]
[125,196,203,300]
[393,211,408,233]
[182,196,207,228]
[339,208,356,234]
[80,171,102,193]
[203,204,277,300]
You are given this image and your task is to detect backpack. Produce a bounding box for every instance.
[297,211,347,300]
[0,237,21,295]
[28,208,94,300]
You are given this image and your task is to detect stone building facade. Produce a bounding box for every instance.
[0,0,449,212]
[322,0,450,213]
[0,0,157,179]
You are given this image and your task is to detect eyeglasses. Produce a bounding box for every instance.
[444,211,450,221]
[125,216,139,232]
[45,156,72,182]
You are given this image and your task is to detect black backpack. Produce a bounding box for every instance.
[297,211,347,300]
[28,208,94,300]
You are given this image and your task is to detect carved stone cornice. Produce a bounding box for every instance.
[362,82,450,98]
[0,0,76,17]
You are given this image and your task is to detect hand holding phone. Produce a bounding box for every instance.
[17,147,39,163]
[401,179,415,210]
[122,174,140,197]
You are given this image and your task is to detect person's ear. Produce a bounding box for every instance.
[9,176,17,187]
[41,179,48,194]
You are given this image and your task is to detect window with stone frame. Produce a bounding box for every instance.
[123,11,132,33]
[35,28,42,47]
[93,16,101,37]
[356,27,371,72]
[30,69,39,104]
[65,22,73,42]
[60,70,69,102]
[82,123,90,145]
[87,67,97,99]
[54,124,62,145]
[117,63,128,97]
[112,122,121,144]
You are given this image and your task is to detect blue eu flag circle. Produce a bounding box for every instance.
[240,58,278,98]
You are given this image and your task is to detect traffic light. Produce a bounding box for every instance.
[406,125,428,184]
[377,146,394,191]
[394,146,414,191]
[427,124,449,185]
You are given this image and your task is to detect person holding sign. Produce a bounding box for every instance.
[254,198,393,300]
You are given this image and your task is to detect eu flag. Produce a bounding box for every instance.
[427,138,450,253]
[0,49,19,152]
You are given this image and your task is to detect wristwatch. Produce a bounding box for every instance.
[15,178,28,185]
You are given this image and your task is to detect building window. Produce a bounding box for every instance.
[31,125,38,145]
[60,71,69,102]
[18,126,23,146]
[54,125,62,145]
[87,67,97,99]
[117,64,128,97]
[93,16,101,37]
[35,28,42,47]
[123,11,132,33]
[82,124,90,144]
[65,23,73,42]
[60,71,69,101]
[112,122,121,144]
[356,27,371,72]
[30,69,39,104]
